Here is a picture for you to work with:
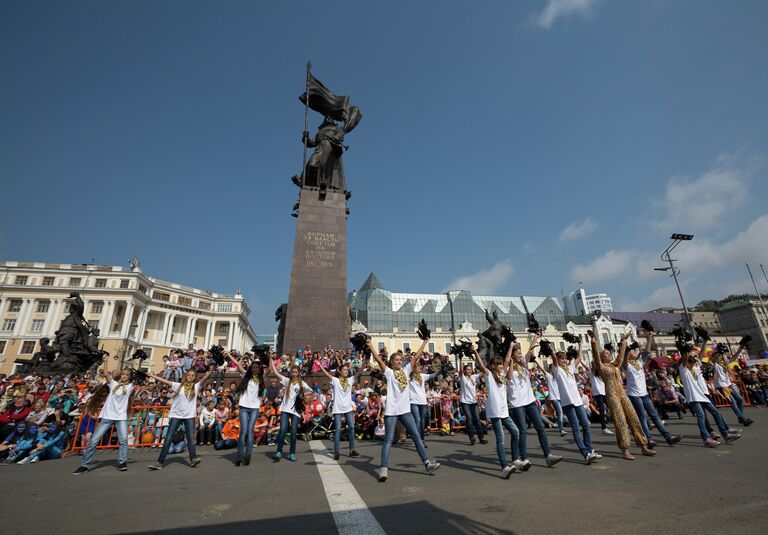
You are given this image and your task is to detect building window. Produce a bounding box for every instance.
[30,319,45,333]
[378,342,386,351]
[20,341,36,354]
[91,302,104,314]
[95,278,107,288]
[2,319,16,332]
[428,342,435,353]
[153,291,170,302]
[0,341,6,354]
[139,285,148,294]
[445,342,453,353]
[14,275,28,285]
[37,301,50,313]
[218,338,227,346]
[120,279,130,289]
[42,276,55,286]
[217,303,233,312]
[69,277,81,287]
[89,320,99,331]
[178,297,192,307]
[402,342,410,352]
[199,301,211,311]
[219,324,230,334]
[8,300,23,312]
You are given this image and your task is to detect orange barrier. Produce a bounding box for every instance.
[63,405,172,457]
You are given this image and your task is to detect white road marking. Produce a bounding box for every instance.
[309,440,386,535]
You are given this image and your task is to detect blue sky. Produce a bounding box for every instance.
[2,0,767,332]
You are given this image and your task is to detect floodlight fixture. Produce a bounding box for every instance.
[670,234,694,241]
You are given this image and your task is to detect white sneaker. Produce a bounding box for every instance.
[425,461,440,475]
[591,450,603,459]
[545,454,562,467]
[501,465,516,479]
[30,457,39,464]
[585,452,598,464]
[560,430,567,437]
[519,459,532,471]
[377,467,388,482]
[17,456,31,465]
[513,459,528,471]
[603,428,614,435]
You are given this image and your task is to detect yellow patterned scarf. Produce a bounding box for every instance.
[687,363,699,380]
[393,369,408,391]
[492,370,507,385]
[112,381,131,395]
[629,359,642,370]
[559,364,572,376]
[340,376,349,390]
[176,381,195,399]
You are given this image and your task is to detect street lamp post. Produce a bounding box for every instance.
[655,233,694,338]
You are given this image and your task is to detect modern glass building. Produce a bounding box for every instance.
[348,273,566,335]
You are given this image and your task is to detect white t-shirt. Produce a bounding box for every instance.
[714,363,732,388]
[169,382,200,419]
[100,379,134,421]
[485,370,509,419]
[545,371,560,401]
[408,374,432,405]
[625,355,648,397]
[239,378,262,409]
[678,363,710,403]
[507,366,536,408]
[553,362,583,407]
[589,370,606,396]
[459,374,479,404]
[384,364,412,416]
[331,375,356,414]
[281,377,310,416]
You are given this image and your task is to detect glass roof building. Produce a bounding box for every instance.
[348,273,566,334]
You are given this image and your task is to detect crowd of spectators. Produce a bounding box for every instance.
[2,342,767,465]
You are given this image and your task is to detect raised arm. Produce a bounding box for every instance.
[368,340,387,372]
[408,338,428,370]
[615,333,629,367]
[318,362,333,380]
[573,339,584,369]
[101,353,110,378]
[269,355,286,382]
[228,353,246,375]
[472,347,488,375]
[589,331,602,376]
[525,334,541,364]
[148,373,174,387]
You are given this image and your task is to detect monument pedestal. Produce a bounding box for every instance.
[278,189,349,355]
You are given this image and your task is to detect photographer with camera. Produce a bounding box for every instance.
[709,341,753,428]
[621,330,682,448]
[367,339,440,482]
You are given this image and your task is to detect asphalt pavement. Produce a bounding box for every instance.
[1,407,767,535]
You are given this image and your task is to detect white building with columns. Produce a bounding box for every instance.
[0,260,257,374]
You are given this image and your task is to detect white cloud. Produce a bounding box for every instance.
[570,249,636,285]
[443,259,514,295]
[534,0,599,29]
[559,217,598,241]
[619,283,687,312]
[570,214,768,285]
[651,165,748,232]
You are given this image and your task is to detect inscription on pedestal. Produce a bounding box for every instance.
[304,231,337,269]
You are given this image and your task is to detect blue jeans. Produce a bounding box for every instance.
[592,394,609,429]
[690,401,730,440]
[333,412,356,453]
[381,413,428,468]
[562,404,593,458]
[460,402,485,439]
[510,402,551,459]
[629,395,672,442]
[168,441,186,454]
[549,399,564,433]
[276,412,300,455]
[238,407,259,458]
[490,417,520,469]
[80,419,129,467]
[410,403,429,439]
[158,418,197,464]
[719,387,746,423]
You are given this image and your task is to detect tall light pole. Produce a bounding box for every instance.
[655,233,694,338]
